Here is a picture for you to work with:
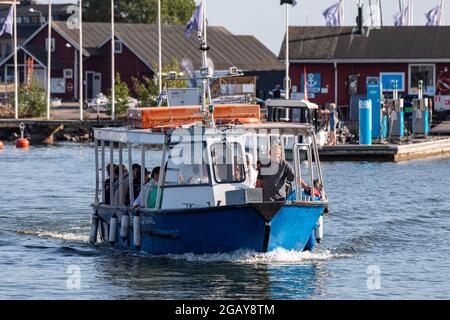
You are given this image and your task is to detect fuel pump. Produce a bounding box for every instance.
[388,80,405,139]
[412,80,429,136]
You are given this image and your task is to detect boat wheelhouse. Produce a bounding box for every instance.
[265,99,320,131]
[89,121,329,255]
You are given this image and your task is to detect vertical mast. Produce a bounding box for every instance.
[285,3,290,100]
[79,0,83,120]
[201,0,207,113]
[13,0,18,119]
[47,0,52,120]
[158,0,162,94]
[111,0,115,120]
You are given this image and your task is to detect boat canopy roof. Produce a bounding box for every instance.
[94,122,315,144]
[265,99,319,109]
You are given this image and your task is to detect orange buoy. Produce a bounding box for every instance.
[16,138,30,149]
[0,140,4,149]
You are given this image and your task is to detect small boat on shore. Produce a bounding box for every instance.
[89,107,329,255]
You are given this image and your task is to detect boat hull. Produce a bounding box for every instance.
[94,202,326,255]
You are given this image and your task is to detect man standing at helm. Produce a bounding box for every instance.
[256,145,295,201]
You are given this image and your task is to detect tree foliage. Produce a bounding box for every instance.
[18,80,46,118]
[83,0,196,25]
[107,72,131,117]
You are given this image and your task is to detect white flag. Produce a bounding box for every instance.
[0,6,13,37]
[322,2,341,27]
[425,5,442,26]
[393,6,409,26]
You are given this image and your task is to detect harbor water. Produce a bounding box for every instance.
[0,142,449,299]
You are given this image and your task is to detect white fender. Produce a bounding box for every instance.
[89,214,99,244]
[133,214,142,250]
[315,216,324,243]
[109,215,118,245]
[120,213,130,240]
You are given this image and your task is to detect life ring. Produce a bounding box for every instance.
[437,76,450,95]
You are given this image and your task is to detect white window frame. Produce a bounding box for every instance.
[408,64,436,95]
[45,38,55,52]
[63,69,73,79]
[114,39,122,54]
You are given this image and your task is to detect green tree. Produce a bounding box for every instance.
[132,58,188,107]
[107,72,130,117]
[83,0,196,24]
[18,80,46,118]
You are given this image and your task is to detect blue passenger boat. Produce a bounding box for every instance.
[89,122,329,254]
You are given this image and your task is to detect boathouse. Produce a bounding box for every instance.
[280,26,450,113]
[0,21,283,102]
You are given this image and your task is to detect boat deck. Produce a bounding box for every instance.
[319,137,450,162]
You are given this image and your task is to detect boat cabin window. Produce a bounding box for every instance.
[211,142,245,184]
[164,143,211,187]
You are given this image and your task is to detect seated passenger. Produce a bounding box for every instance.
[133,167,160,208]
[113,164,130,206]
[245,153,258,188]
[256,145,295,201]
[189,164,209,184]
[104,163,116,205]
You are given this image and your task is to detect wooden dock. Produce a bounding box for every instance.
[0,118,125,144]
[430,121,450,136]
[320,138,450,162]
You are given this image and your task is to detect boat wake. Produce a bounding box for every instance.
[17,229,88,242]
[163,247,353,263]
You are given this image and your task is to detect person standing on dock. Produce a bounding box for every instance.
[327,103,338,146]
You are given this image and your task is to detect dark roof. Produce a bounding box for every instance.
[52,21,283,72]
[279,26,450,62]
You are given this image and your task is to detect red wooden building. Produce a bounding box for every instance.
[279,26,450,108]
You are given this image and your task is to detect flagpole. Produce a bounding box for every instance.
[410,0,413,26]
[158,0,162,95]
[440,0,445,26]
[340,0,344,25]
[47,0,52,120]
[201,0,208,113]
[79,0,83,121]
[111,0,115,120]
[13,0,18,119]
[285,3,289,100]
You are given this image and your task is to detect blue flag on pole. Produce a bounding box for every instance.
[0,6,13,37]
[425,5,441,26]
[393,6,409,26]
[323,2,341,27]
[184,3,203,38]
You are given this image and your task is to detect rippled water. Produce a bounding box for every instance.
[0,142,449,299]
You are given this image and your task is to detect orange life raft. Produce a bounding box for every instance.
[127,104,261,129]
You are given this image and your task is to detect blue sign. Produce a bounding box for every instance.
[380,72,405,92]
[300,73,321,93]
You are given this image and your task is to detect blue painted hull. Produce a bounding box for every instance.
[95,203,325,255]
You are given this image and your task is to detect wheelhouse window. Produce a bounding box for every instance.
[211,142,245,183]
[164,143,211,187]
[409,64,435,95]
